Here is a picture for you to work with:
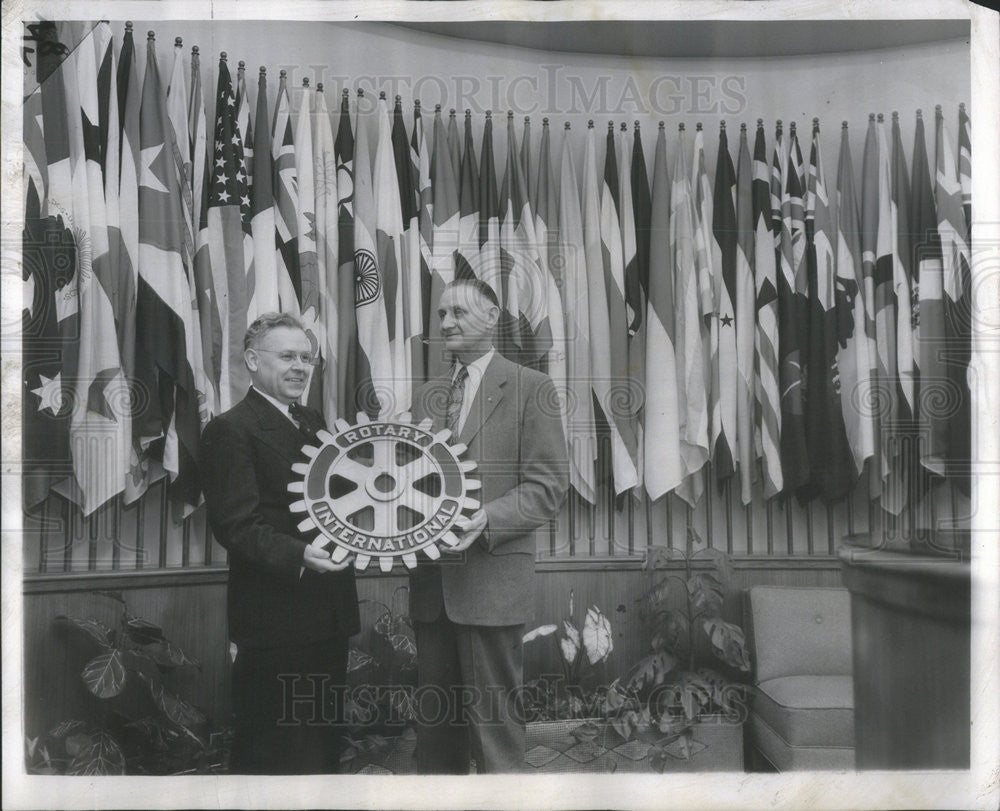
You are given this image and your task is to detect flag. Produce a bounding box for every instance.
[448,108,462,183]
[235,62,253,189]
[474,113,503,305]
[692,126,717,346]
[196,55,253,413]
[335,89,359,418]
[136,33,203,507]
[411,101,434,386]
[734,125,757,505]
[643,123,682,500]
[248,67,279,317]
[272,72,301,317]
[392,96,425,390]
[804,122,855,503]
[936,106,972,490]
[673,126,710,506]
[426,105,460,379]
[293,81,325,411]
[188,45,207,252]
[313,84,339,425]
[351,89,394,416]
[776,124,810,493]
[586,123,639,495]
[630,123,652,447]
[710,124,739,485]
[520,116,535,217]
[955,103,972,493]
[911,111,940,475]
[455,109,480,280]
[618,124,644,478]
[558,125,597,504]
[534,117,569,442]
[752,121,783,498]
[500,112,552,366]
[373,95,410,413]
[165,34,210,429]
[23,76,76,510]
[958,104,971,233]
[835,121,876,481]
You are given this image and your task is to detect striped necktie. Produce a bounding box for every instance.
[445,364,469,434]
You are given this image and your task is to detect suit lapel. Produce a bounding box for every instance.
[458,354,507,447]
[246,389,307,464]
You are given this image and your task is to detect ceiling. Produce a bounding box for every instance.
[393,20,970,59]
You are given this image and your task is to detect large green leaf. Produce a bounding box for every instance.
[139,671,207,731]
[47,719,86,739]
[697,546,736,587]
[67,731,125,775]
[702,618,752,672]
[688,573,725,616]
[141,639,200,670]
[582,605,613,664]
[347,648,375,673]
[81,650,126,698]
[124,616,164,645]
[53,615,114,649]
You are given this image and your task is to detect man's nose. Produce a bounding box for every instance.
[441,311,455,329]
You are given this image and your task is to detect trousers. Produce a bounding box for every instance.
[414,613,526,774]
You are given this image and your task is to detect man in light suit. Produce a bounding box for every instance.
[200,312,359,774]
[409,279,569,773]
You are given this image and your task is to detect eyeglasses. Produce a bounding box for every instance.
[252,349,318,366]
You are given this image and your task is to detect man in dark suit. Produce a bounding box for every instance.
[200,312,360,774]
[409,279,569,773]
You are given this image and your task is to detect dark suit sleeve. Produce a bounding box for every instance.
[481,373,569,551]
[200,417,307,583]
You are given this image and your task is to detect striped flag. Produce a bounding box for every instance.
[936,106,972,489]
[188,45,207,251]
[235,62,253,189]
[427,106,460,379]
[197,55,253,412]
[335,90,359,418]
[271,72,302,318]
[351,89,394,417]
[313,84,339,425]
[911,111,942,476]
[412,101,434,387]
[804,122,855,502]
[558,125,597,504]
[249,68,279,315]
[136,33,202,507]
[373,95,411,413]
[534,118,569,441]
[752,121,783,498]
[777,124,810,493]
[586,123,639,495]
[958,104,971,232]
[692,126,717,350]
[673,126,710,506]
[835,122,876,480]
[643,123,682,500]
[711,124,739,485]
[455,109,480,281]
[618,125,644,478]
[392,96,425,389]
[500,112,552,367]
[734,125,757,505]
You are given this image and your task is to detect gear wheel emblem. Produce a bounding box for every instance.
[288,412,480,572]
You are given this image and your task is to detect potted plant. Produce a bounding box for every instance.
[603,527,752,771]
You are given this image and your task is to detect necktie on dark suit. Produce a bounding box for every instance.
[445,364,469,434]
[288,402,317,441]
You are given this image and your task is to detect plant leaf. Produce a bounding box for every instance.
[64,732,93,758]
[81,650,126,698]
[47,719,87,739]
[389,633,417,658]
[522,624,558,644]
[67,731,125,775]
[702,618,752,672]
[138,671,207,730]
[53,615,114,649]
[560,620,580,665]
[125,617,164,645]
[347,648,375,672]
[141,639,200,670]
[373,610,393,637]
[582,606,614,664]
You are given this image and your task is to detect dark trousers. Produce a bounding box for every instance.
[229,637,348,774]
[414,613,526,774]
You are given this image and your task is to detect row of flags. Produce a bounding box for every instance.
[22,23,972,520]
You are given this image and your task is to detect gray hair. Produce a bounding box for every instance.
[244,311,307,351]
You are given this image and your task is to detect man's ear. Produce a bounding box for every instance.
[244,348,259,373]
[487,304,501,329]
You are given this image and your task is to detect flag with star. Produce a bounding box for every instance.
[643,122,682,501]
[711,124,738,485]
[23,74,76,511]
[753,121,783,498]
[197,54,253,412]
[804,122,855,503]
[235,62,253,190]
[135,32,202,507]
[558,124,597,504]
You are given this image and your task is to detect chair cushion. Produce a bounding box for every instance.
[750,711,855,771]
[753,674,854,749]
[749,586,852,682]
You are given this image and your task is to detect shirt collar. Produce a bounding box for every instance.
[252,386,296,422]
[452,347,495,382]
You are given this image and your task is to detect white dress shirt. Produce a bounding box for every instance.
[252,386,298,426]
[451,347,495,435]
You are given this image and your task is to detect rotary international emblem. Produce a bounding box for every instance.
[288,412,480,571]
